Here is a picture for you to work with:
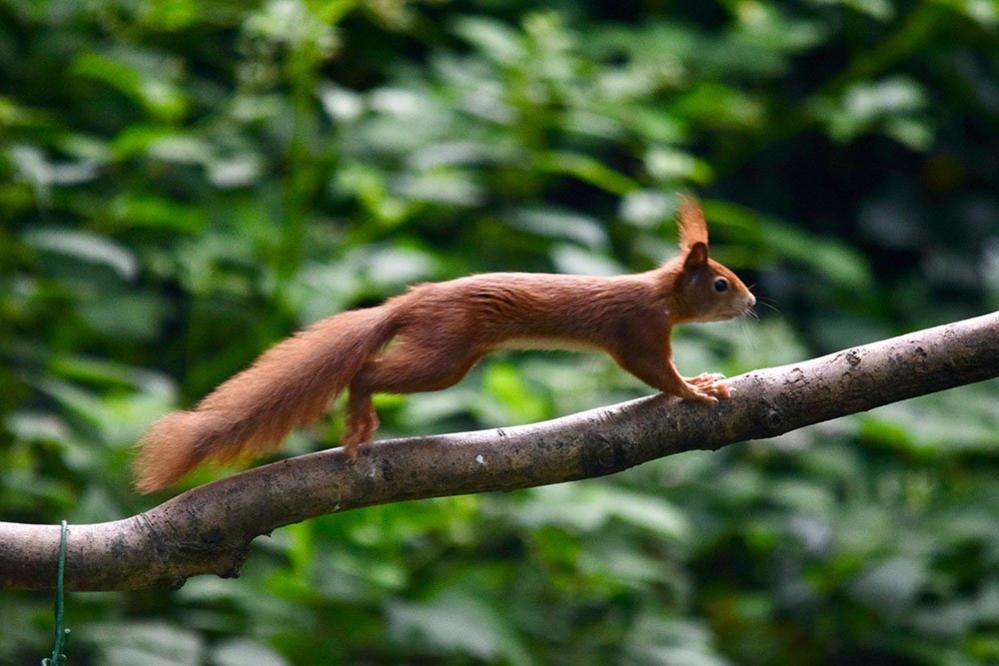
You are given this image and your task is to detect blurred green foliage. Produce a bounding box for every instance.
[1,0,997,663]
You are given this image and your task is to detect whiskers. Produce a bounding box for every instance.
[743,284,782,320]
[756,298,783,316]
[732,286,778,360]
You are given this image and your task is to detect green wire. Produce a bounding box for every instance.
[42,520,69,666]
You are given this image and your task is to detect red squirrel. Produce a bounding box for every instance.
[134,196,755,493]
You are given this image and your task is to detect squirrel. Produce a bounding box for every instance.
[133,196,756,493]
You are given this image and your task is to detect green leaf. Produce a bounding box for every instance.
[482,362,547,423]
[85,622,204,666]
[23,228,138,280]
[79,293,171,342]
[212,640,288,666]
[453,16,527,65]
[537,151,638,195]
[109,193,207,232]
[73,52,187,122]
[551,244,624,276]
[387,591,529,665]
[703,200,873,289]
[517,483,689,540]
[509,206,609,248]
[849,557,928,616]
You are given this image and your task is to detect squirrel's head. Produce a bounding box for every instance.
[667,195,755,323]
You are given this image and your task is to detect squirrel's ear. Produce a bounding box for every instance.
[683,242,708,269]
[677,195,709,251]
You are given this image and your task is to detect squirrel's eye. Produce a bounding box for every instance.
[713,278,729,293]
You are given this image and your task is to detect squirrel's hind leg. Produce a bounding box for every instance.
[342,335,481,459]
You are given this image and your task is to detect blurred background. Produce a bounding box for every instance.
[1,0,997,663]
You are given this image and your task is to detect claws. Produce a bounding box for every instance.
[341,436,362,462]
[342,415,377,462]
[682,372,730,402]
[690,390,719,404]
[687,372,723,387]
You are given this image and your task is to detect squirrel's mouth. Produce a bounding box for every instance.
[736,294,756,318]
[717,303,755,321]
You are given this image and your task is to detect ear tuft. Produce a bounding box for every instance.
[677,195,709,251]
[683,241,708,269]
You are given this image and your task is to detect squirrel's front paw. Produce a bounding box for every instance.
[680,382,719,404]
[685,372,730,400]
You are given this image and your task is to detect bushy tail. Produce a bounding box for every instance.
[133,305,400,493]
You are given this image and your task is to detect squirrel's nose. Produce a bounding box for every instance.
[747,293,756,307]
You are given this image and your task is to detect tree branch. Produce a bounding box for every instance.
[2,312,997,591]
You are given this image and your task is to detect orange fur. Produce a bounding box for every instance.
[678,194,709,250]
[134,197,755,493]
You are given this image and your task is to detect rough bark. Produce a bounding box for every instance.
[2,312,996,591]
